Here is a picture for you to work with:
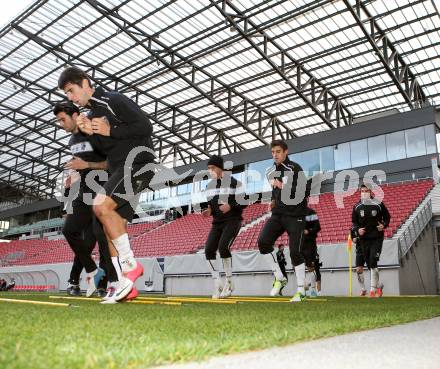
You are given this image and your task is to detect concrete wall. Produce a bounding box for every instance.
[399,223,439,295]
[1,220,438,296]
[1,240,403,296]
[0,258,164,293]
[164,241,401,296]
[164,268,401,297]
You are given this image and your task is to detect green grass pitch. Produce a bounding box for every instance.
[1,292,439,369]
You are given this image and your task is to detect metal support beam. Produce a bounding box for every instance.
[0,48,209,162]
[0,143,60,172]
[0,108,68,154]
[12,25,238,163]
[343,0,427,109]
[0,179,43,201]
[0,163,54,191]
[149,2,435,129]
[85,0,296,144]
[0,126,68,161]
[5,9,247,159]
[211,0,354,129]
[0,67,66,141]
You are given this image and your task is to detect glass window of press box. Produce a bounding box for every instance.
[139,125,437,206]
[242,124,437,195]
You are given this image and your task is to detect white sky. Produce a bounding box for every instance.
[0,0,34,29]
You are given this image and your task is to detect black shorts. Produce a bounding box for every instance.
[258,214,305,266]
[359,238,383,269]
[103,164,154,222]
[205,218,242,260]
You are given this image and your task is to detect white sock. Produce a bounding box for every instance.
[357,272,366,291]
[371,268,379,291]
[111,256,123,283]
[310,272,316,289]
[222,257,233,280]
[112,233,134,263]
[295,263,306,294]
[207,259,220,280]
[264,251,284,281]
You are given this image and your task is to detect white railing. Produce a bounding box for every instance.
[398,199,432,258]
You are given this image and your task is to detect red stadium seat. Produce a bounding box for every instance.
[0,180,433,261]
[232,179,434,250]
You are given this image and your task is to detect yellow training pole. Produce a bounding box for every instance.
[49,296,100,301]
[128,300,182,306]
[164,296,237,304]
[349,248,353,297]
[227,296,325,302]
[50,295,181,306]
[0,297,71,307]
[347,233,353,297]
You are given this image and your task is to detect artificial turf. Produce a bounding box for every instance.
[1,292,439,369]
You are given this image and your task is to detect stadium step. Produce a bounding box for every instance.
[428,182,440,215]
[393,182,437,240]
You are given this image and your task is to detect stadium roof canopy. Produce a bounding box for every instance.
[0,0,439,200]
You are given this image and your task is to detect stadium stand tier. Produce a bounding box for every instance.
[0,179,433,264]
[233,179,433,250]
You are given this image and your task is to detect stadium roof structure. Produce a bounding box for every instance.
[0,0,439,201]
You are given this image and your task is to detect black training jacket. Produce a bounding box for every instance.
[351,199,391,240]
[304,207,321,244]
[206,174,245,224]
[86,87,155,173]
[266,158,311,217]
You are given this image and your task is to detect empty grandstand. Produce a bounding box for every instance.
[0,0,439,298]
[1,107,440,296]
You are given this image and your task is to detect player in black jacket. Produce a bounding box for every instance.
[303,206,321,298]
[203,155,245,298]
[258,140,311,302]
[351,184,391,298]
[59,67,155,301]
[54,102,118,299]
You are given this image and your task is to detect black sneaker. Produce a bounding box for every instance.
[67,284,81,296]
[96,288,107,298]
